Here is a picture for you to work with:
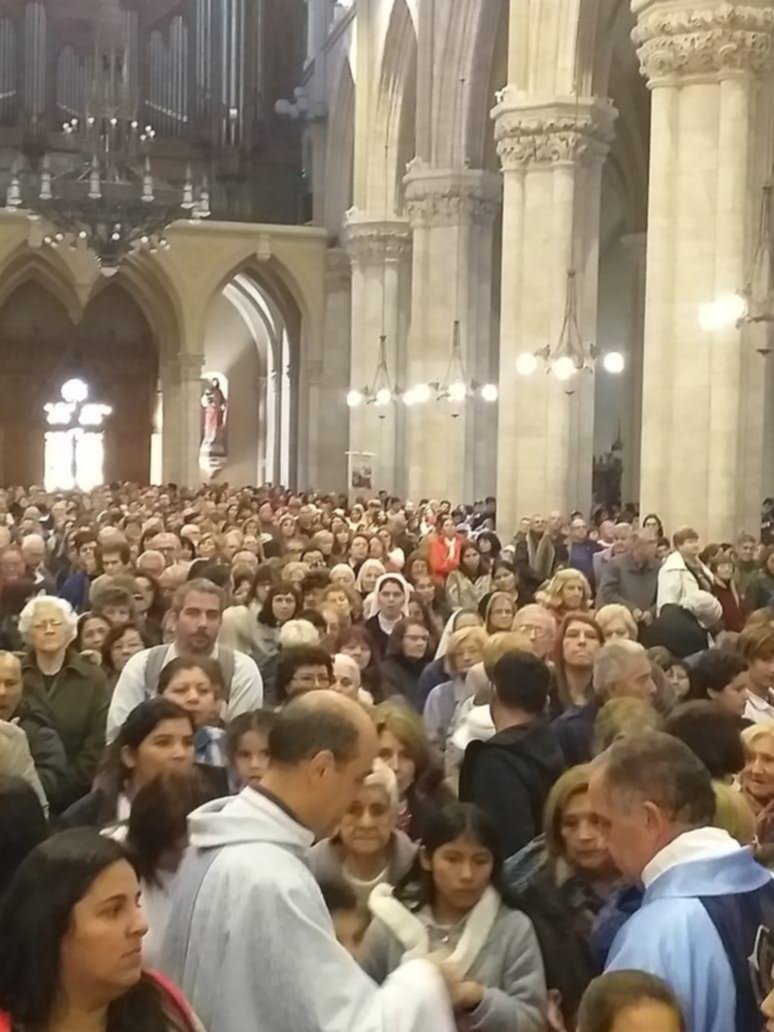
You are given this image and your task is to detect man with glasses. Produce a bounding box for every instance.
[512,605,557,660]
[275,645,334,704]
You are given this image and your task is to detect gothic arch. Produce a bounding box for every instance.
[369,0,417,213]
[0,248,82,324]
[325,57,355,234]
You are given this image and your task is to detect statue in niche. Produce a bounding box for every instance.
[200,373,228,473]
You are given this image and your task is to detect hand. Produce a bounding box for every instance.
[632,608,643,622]
[640,610,654,626]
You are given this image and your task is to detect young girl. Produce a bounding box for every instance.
[362,802,547,1031]
[157,657,226,769]
[226,709,277,791]
[577,971,685,1032]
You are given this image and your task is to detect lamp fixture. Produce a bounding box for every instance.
[402,320,498,407]
[698,169,774,349]
[514,269,625,385]
[346,334,401,413]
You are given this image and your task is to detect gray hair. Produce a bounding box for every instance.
[279,618,321,648]
[593,640,647,700]
[18,595,78,644]
[365,760,399,810]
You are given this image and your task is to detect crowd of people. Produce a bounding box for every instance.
[1,482,774,1031]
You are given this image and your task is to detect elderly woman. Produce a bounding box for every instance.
[423,625,488,755]
[19,595,110,808]
[308,763,416,906]
[504,765,620,1030]
[540,569,592,625]
[332,652,373,706]
[595,604,638,642]
[741,722,774,862]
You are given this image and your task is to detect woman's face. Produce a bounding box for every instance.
[340,785,395,858]
[60,860,148,1003]
[408,558,430,581]
[122,717,194,791]
[110,629,145,672]
[331,568,354,588]
[30,603,70,655]
[279,518,296,539]
[341,639,371,670]
[81,616,111,652]
[461,548,480,574]
[242,533,260,556]
[233,728,270,789]
[441,517,456,539]
[401,622,430,660]
[478,537,492,556]
[561,580,586,610]
[563,621,601,669]
[709,671,748,718]
[715,561,734,583]
[413,575,436,605]
[666,664,691,700]
[272,592,297,624]
[453,638,484,676]
[326,588,352,619]
[643,516,661,533]
[368,537,385,559]
[233,580,252,606]
[426,834,493,915]
[377,728,417,796]
[602,617,635,642]
[492,566,517,594]
[334,526,351,549]
[161,669,218,728]
[560,789,612,875]
[488,596,516,632]
[198,536,217,559]
[743,736,774,804]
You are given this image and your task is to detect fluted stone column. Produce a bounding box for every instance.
[493,96,616,533]
[314,247,352,490]
[403,162,502,502]
[621,232,647,506]
[161,359,181,483]
[343,212,412,495]
[178,354,204,488]
[634,0,774,539]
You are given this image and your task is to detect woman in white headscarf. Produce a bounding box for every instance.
[364,573,411,662]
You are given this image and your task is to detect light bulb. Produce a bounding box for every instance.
[375,387,392,407]
[346,389,363,408]
[515,352,538,376]
[603,351,625,374]
[61,378,89,404]
[480,383,499,402]
[551,357,576,382]
[402,389,415,406]
[716,292,747,326]
[412,383,431,404]
[448,381,467,403]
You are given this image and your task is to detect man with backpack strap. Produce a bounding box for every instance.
[107,578,262,742]
[593,731,774,1032]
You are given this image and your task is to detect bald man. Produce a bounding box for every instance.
[0,651,67,813]
[162,692,456,1032]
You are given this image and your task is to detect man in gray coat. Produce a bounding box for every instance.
[596,531,660,630]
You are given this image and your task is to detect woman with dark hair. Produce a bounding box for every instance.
[101,624,150,691]
[577,971,685,1032]
[444,541,492,611]
[642,513,665,539]
[0,775,48,894]
[490,558,521,604]
[0,828,202,1031]
[76,611,111,656]
[132,573,164,644]
[379,619,433,709]
[220,582,299,702]
[476,531,502,562]
[124,771,213,966]
[362,802,547,1031]
[552,613,605,713]
[58,698,195,831]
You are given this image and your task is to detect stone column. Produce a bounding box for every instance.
[316,247,352,490]
[634,0,774,539]
[620,232,647,506]
[403,161,502,503]
[160,359,181,483]
[493,95,616,533]
[342,212,412,495]
[178,354,204,488]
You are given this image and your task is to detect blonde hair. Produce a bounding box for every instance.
[741,721,774,750]
[593,697,662,755]
[482,630,533,677]
[445,626,488,674]
[543,765,593,861]
[596,604,638,642]
[541,569,591,612]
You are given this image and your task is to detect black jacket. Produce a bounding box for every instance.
[552,700,600,767]
[379,655,429,711]
[458,720,565,858]
[16,694,69,814]
[640,604,710,658]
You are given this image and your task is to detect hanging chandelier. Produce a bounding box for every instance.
[698,169,774,347]
[403,320,498,406]
[514,269,625,384]
[2,49,209,276]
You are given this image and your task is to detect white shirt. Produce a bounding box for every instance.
[743,689,774,725]
[106,642,263,742]
[641,827,740,890]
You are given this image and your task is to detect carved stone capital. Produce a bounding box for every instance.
[325,246,352,290]
[403,161,502,228]
[178,354,205,382]
[632,2,774,84]
[342,210,412,265]
[492,93,617,173]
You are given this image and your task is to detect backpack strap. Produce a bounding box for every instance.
[217,646,235,703]
[145,970,198,1032]
[144,645,171,697]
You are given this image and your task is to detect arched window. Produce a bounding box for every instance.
[44,378,112,491]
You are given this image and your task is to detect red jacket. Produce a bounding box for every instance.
[429,533,464,582]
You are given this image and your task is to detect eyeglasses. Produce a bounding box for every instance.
[32,619,64,631]
[292,671,331,688]
[405,633,429,643]
[517,623,550,640]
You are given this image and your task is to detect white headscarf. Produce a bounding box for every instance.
[362,570,410,619]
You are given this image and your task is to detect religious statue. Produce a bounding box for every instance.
[200,374,228,472]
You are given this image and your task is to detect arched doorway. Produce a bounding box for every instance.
[0,280,158,485]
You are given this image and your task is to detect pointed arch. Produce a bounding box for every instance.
[0,248,82,324]
[369,0,417,213]
[325,56,355,234]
